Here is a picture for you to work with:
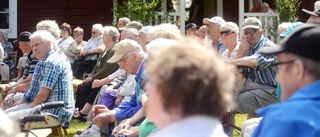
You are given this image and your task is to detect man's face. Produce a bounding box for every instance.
[117,52,138,74]
[276,53,298,101]
[30,36,50,60]
[18,41,28,54]
[186,28,197,37]
[307,15,320,24]
[243,28,262,47]
[206,22,220,40]
[73,32,83,42]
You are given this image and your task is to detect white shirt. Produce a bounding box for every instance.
[151,116,227,137]
[221,44,240,62]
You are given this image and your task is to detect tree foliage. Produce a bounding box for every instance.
[275,0,301,22]
[113,0,161,25]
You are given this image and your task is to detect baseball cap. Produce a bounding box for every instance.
[203,16,226,25]
[260,25,320,63]
[185,23,198,31]
[242,17,262,29]
[107,39,142,63]
[13,31,32,44]
[302,1,320,17]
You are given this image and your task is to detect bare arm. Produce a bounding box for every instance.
[29,87,51,108]
[228,56,259,67]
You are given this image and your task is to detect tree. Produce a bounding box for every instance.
[275,0,301,22]
[113,0,161,25]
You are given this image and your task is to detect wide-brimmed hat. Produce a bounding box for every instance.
[302,1,320,17]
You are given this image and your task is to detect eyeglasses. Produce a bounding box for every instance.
[117,53,131,66]
[220,30,235,36]
[91,31,96,34]
[243,29,258,35]
[270,60,296,72]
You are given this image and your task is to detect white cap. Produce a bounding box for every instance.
[203,16,226,25]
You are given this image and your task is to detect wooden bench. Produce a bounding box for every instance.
[73,79,83,92]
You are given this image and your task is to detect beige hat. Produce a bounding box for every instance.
[242,17,262,29]
[107,39,142,63]
[302,1,320,16]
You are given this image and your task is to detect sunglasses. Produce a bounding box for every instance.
[243,29,258,35]
[220,30,235,36]
[91,31,96,34]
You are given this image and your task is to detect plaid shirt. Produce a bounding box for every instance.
[23,50,74,123]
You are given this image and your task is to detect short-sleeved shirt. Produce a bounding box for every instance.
[23,50,74,123]
[243,37,277,86]
[22,51,39,79]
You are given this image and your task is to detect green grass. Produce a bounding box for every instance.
[65,114,248,137]
[66,120,90,137]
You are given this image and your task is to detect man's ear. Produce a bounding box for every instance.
[294,60,305,81]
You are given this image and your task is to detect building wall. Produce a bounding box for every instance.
[17,0,115,41]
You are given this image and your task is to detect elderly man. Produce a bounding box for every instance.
[2,31,39,110]
[229,17,279,114]
[302,1,320,24]
[251,25,320,137]
[203,16,227,55]
[75,39,147,137]
[5,30,74,128]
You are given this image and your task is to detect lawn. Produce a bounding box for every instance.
[65,114,248,137]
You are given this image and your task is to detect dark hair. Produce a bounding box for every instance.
[60,22,72,36]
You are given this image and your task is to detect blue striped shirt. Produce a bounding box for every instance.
[23,50,74,123]
[244,37,277,86]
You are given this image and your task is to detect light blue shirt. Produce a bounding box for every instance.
[252,80,320,137]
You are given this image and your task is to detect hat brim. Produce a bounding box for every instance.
[118,27,125,31]
[13,40,19,45]
[107,54,125,63]
[302,9,319,16]
[243,25,261,29]
[260,46,283,55]
[203,18,219,24]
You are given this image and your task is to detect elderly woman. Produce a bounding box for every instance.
[0,30,14,75]
[73,23,104,79]
[220,22,240,62]
[57,22,74,50]
[145,39,234,137]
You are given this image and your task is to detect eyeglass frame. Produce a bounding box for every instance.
[243,29,258,35]
[220,30,235,36]
[270,60,296,72]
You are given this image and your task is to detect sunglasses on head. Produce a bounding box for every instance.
[243,29,258,35]
[220,30,235,36]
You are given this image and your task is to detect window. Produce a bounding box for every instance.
[0,0,17,38]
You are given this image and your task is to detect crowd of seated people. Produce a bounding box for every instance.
[1,1,320,136]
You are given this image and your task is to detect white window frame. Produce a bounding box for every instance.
[0,0,17,38]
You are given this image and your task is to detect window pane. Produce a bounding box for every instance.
[0,0,9,29]
[0,13,9,29]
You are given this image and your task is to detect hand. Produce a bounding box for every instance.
[239,39,251,53]
[115,95,124,106]
[112,119,131,135]
[115,129,134,137]
[93,112,112,128]
[92,105,110,116]
[92,79,102,89]
[80,50,87,56]
[82,77,93,84]
[3,86,12,93]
